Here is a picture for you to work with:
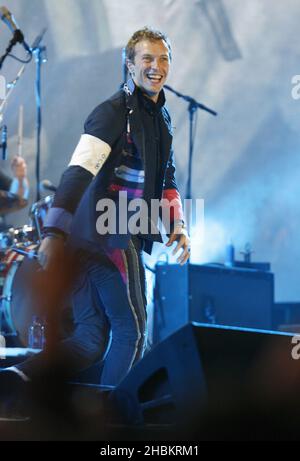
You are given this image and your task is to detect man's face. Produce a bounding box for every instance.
[127,39,170,102]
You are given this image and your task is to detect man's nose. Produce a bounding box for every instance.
[151,58,160,69]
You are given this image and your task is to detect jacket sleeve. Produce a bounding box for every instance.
[160,147,185,233]
[44,98,124,235]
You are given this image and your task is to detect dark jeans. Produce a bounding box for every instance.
[17,237,147,387]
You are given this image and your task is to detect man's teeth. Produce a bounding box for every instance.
[147,74,162,81]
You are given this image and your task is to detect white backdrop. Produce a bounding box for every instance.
[1,0,300,301]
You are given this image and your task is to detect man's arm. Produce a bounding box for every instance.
[38,98,124,269]
[160,148,191,265]
[9,156,29,203]
[0,157,29,214]
[0,156,29,199]
[44,99,124,236]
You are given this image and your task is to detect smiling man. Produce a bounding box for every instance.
[7,27,190,391]
[126,34,171,101]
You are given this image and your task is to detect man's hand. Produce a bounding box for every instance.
[38,235,65,271]
[9,156,29,201]
[166,225,191,266]
[11,156,27,180]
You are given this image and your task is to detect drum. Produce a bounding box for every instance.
[0,246,40,345]
[30,195,54,241]
[0,247,74,346]
[0,225,37,251]
[0,195,53,251]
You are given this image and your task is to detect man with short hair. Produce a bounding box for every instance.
[13,27,191,387]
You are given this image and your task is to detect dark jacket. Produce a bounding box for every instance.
[48,80,179,255]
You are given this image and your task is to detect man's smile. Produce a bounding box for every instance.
[145,73,163,83]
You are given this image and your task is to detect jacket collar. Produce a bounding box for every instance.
[123,78,166,112]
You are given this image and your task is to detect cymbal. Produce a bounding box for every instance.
[0,190,28,214]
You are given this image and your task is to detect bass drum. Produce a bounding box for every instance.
[0,248,73,346]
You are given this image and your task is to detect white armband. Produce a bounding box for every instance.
[68,134,111,176]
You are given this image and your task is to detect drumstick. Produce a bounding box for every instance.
[17,104,23,157]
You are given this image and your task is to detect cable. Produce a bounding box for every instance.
[7,53,32,64]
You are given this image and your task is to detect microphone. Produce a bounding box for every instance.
[39,179,57,193]
[1,124,7,160]
[0,6,31,54]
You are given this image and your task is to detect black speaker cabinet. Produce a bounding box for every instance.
[153,264,273,344]
[113,323,300,440]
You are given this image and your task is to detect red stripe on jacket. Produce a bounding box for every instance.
[161,188,184,222]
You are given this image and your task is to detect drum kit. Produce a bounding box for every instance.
[0,194,53,345]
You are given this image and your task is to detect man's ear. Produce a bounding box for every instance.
[127,59,135,77]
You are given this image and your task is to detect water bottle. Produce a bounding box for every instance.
[28,316,45,349]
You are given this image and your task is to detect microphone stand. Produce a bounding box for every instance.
[164,85,217,233]
[31,29,47,202]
